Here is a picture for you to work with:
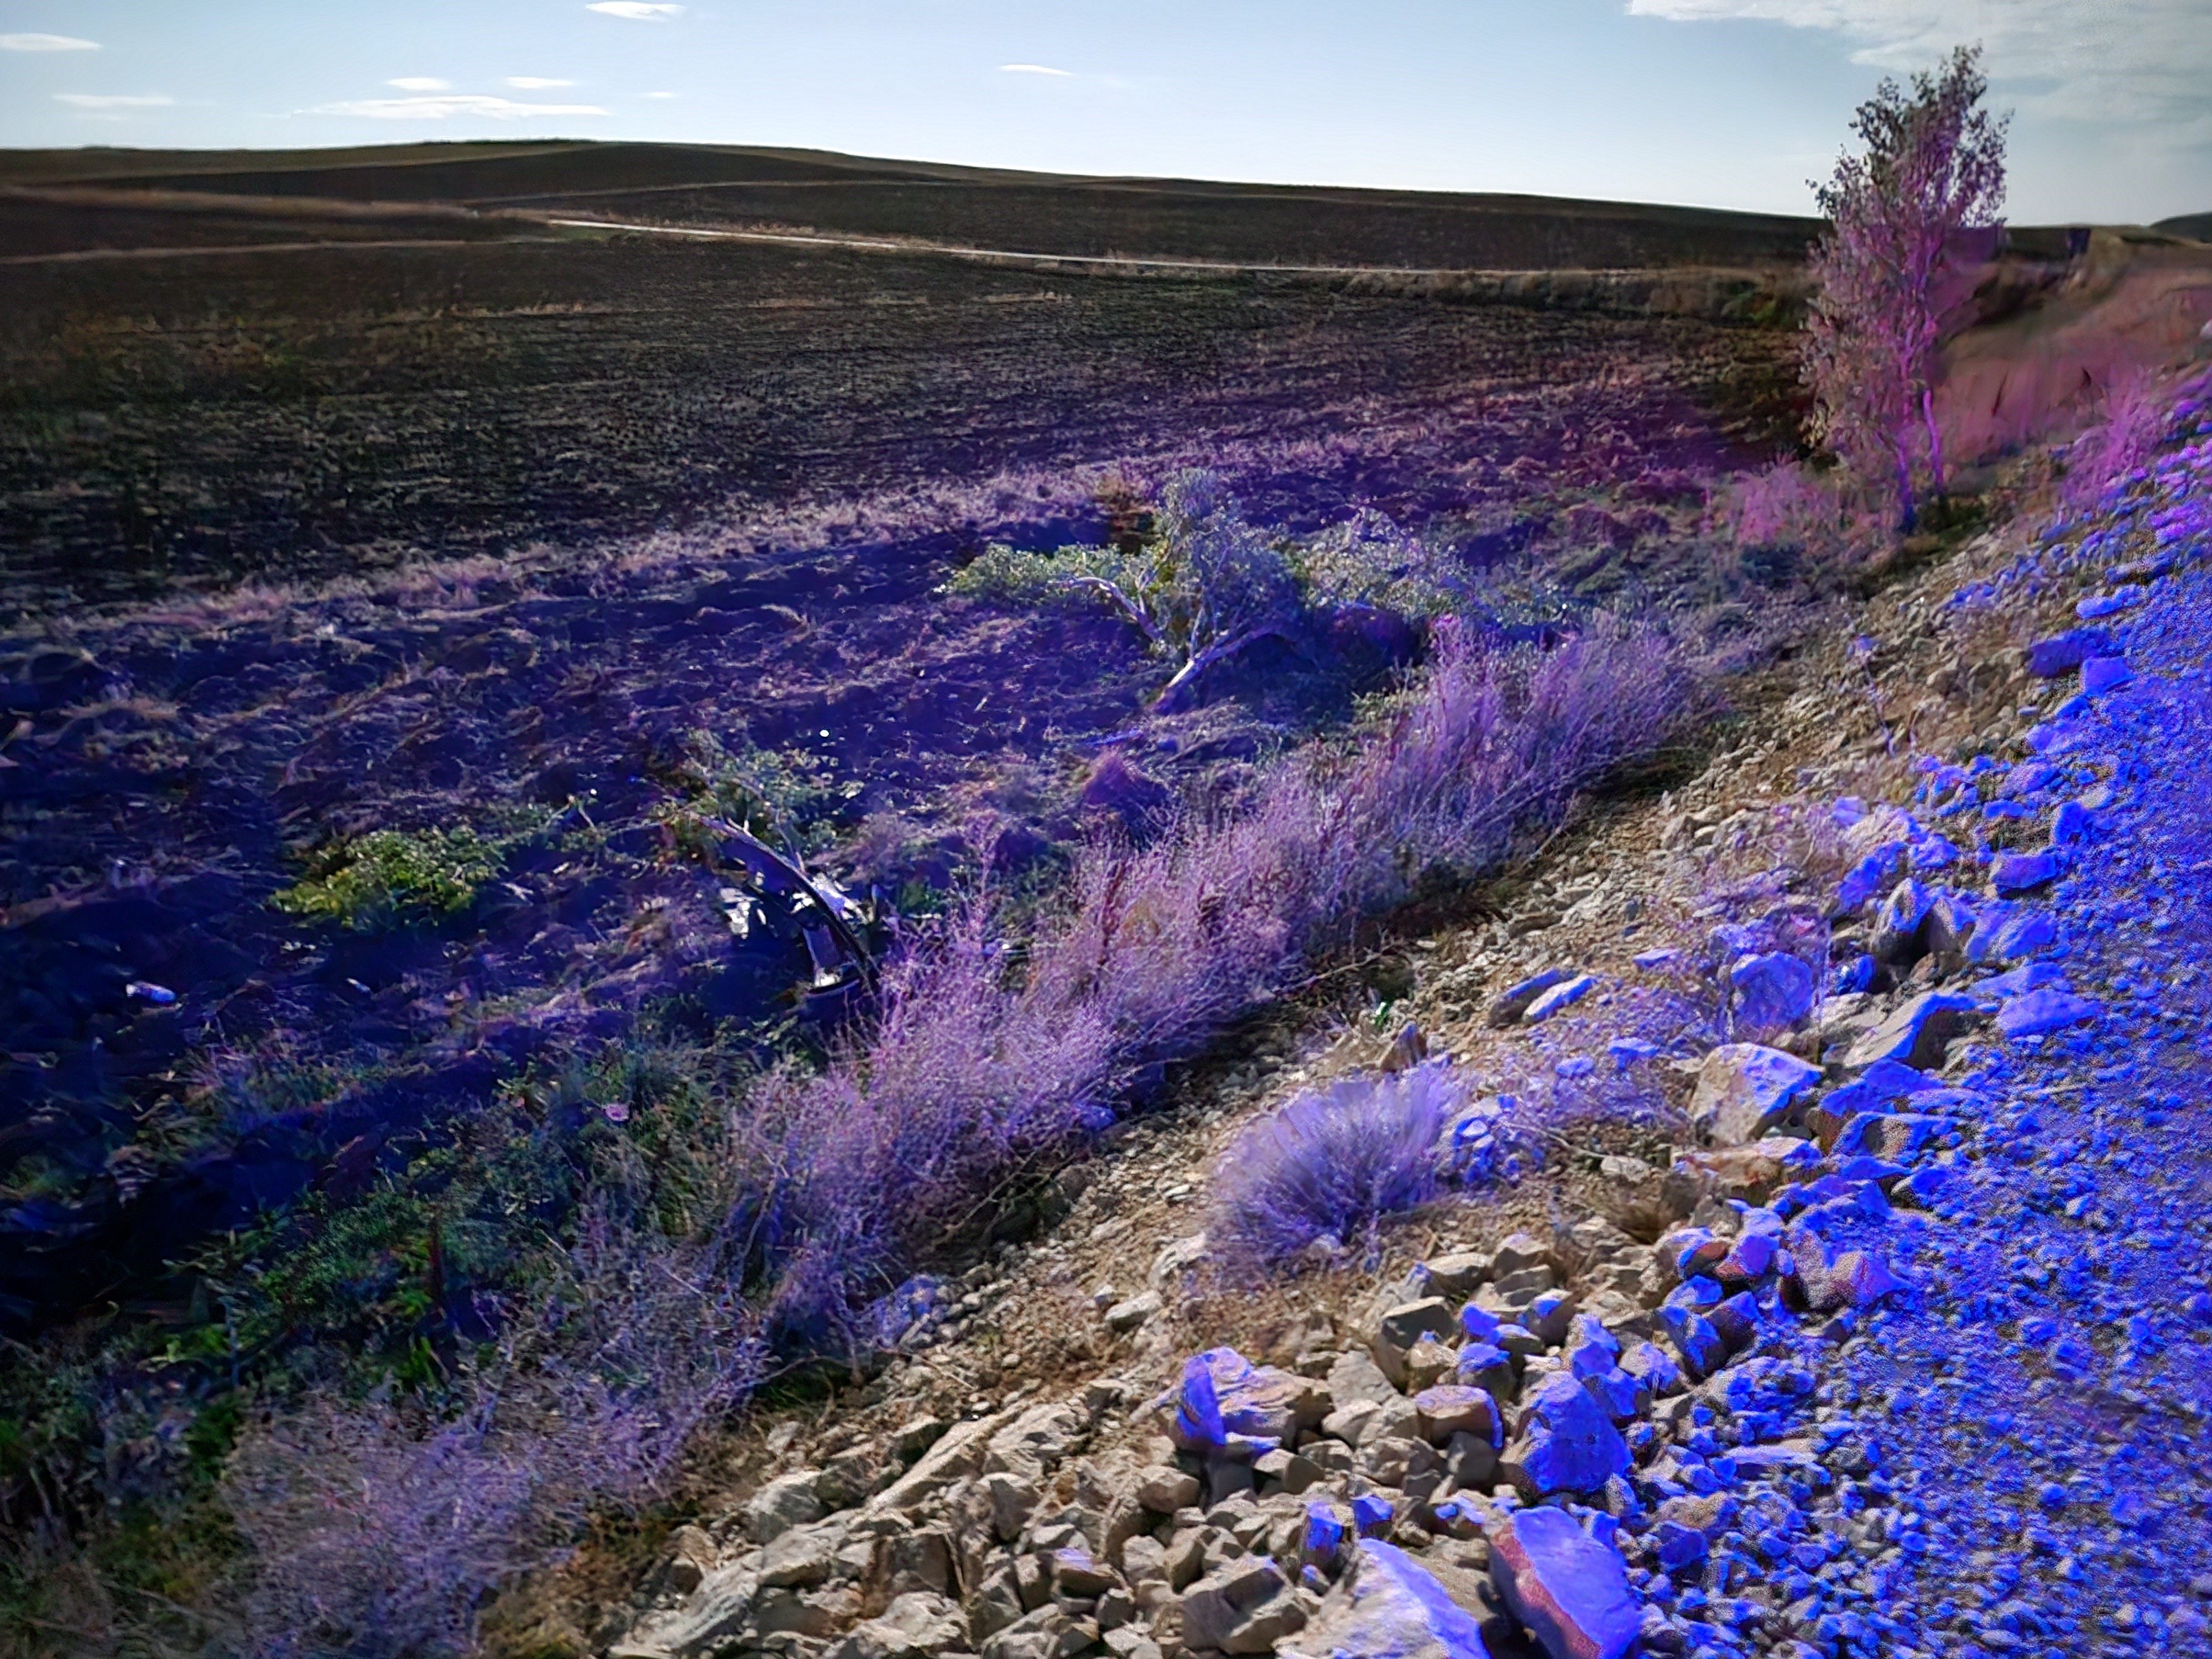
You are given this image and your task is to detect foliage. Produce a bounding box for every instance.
[948,470,1456,709]
[223,1213,760,1659]
[1801,43,2008,531]
[2063,366,2166,510]
[272,813,549,931]
[649,727,864,862]
[720,604,1691,1359]
[1209,1063,1463,1270]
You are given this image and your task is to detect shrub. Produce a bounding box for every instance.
[718,607,1692,1351]
[270,826,504,930]
[1209,1062,1464,1270]
[950,471,1460,711]
[2062,366,2166,510]
[223,1212,760,1659]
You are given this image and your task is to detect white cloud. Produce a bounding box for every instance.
[310,93,611,120]
[644,90,677,98]
[55,92,173,108]
[388,76,451,91]
[506,76,576,88]
[0,32,99,50]
[1625,1,2212,129]
[586,2,682,18]
[1000,63,1072,76]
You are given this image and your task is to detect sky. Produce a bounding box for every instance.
[2,1,2206,225]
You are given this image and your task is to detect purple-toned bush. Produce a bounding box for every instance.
[720,608,1693,1344]
[1210,1062,1464,1270]
[2063,366,2167,510]
[225,1211,761,1659]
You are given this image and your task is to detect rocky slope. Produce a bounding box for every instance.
[510,382,2212,1659]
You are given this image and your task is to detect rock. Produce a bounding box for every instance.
[2080,655,2132,694]
[1922,890,1979,966]
[1159,1348,1329,1451]
[1688,1044,1823,1145]
[1179,1554,1307,1654]
[1526,974,1597,1024]
[1990,850,2061,896]
[979,1605,1087,1659]
[1287,1539,1495,1659]
[1149,1233,1211,1290]
[1729,953,1816,1032]
[984,1473,1041,1542]
[1782,1230,1900,1315]
[1500,1374,1631,1497]
[874,1408,1016,1515]
[2050,799,2098,844]
[1411,1252,1490,1302]
[827,1592,972,1659]
[1413,1385,1504,1447]
[987,1400,1092,1481]
[1871,878,1934,962]
[622,1565,761,1656]
[1668,1137,1813,1202]
[1841,992,1980,1071]
[665,1524,718,1594]
[749,1471,827,1542]
[1376,1300,1459,1387]
[1104,1292,1161,1334]
[1996,988,2101,1039]
[761,1521,842,1588]
[2025,627,2116,678]
[1491,1233,1552,1279]
[1327,1345,1398,1407]
[1253,1446,1324,1495]
[1833,846,1905,917]
[1488,1506,1641,1659]
[1052,1546,1119,1598]
[1487,967,1573,1027]
[1136,1465,1200,1514]
[1402,1335,1459,1392]
[2076,586,2142,619]
[1964,904,2057,964]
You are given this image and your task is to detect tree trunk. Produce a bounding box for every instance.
[1894,442,1918,535]
[1920,384,1947,498]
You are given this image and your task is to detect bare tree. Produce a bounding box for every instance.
[1801,44,2009,532]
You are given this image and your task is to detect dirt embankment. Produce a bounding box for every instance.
[1940,230,2212,465]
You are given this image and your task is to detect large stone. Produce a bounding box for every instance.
[1500,1374,1631,1497]
[1286,1539,1493,1659]
[1376,1299,1459,1388]
[1525,974,1597,1024]
[1966,905,2057,964]
[1996,988,2101,1039]
[987,1400,1092,1482]
[2025,627,2117,677]
[1990,850,2061,896]
[1688,1044,1823,1145]
[748,1470,827,1542]
[1178,1554,1306,1654]
[1870,878,1934,962]
[1728,953,1816,1032]
[1157,1348,1328,1451]
[1486,967,1573,1027]
[1488,1506,1641,1659]
[1413,1385,1504,1448]
[826,1593,973,1659]
[1841,992,1980,1071]
[873,1407,1016,1515]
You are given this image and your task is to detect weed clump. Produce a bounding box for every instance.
[1209,1063,1463,1272]
[272,826,508,931]
[948,468,1462,710]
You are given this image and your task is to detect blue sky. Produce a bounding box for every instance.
[2,2,2206,223]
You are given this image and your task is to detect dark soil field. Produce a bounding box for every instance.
[0,227,1796,620]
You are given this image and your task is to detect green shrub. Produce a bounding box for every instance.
[272,825,506,930]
